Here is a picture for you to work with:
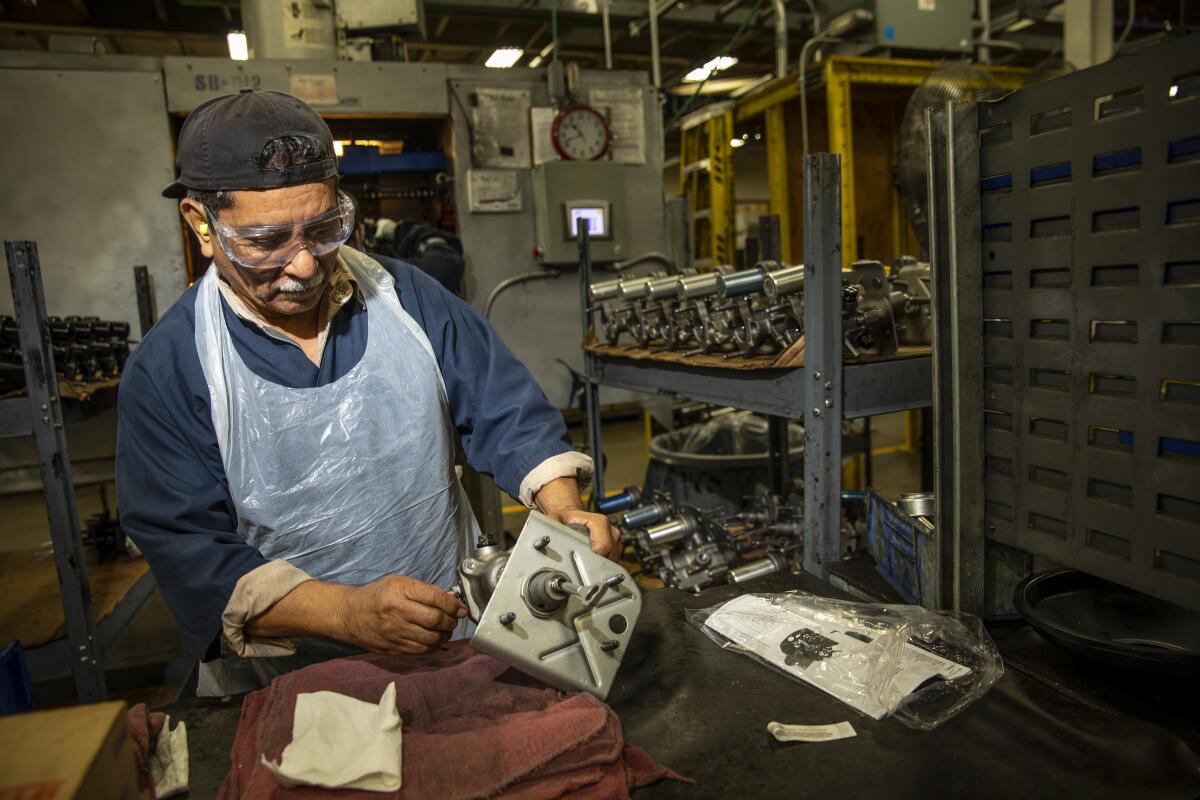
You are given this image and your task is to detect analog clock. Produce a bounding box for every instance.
[551,104,611,161]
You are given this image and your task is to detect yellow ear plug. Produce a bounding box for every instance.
[198,222,209,236]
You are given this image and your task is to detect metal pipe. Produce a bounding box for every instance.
[620,501,671,529]
[979,0,991,63]
[771,0,788,78]
[677,272,723,300]
[763,264,806,299]
[485,270,562,319]
[646,274,683,300]
[612,251,673,271]
[602,0,614,69]
[588,277,625,303]
[597,486,642,515]
[799,35,840,161]
[729,551,788,584]
[645,514,697,547]
[648,0,662,88]
[716,266,767,298]
[617,277,654,301]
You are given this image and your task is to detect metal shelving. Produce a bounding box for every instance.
[581,154,932,581]
[2,240,154,702]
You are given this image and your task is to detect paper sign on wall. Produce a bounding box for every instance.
[530,107,562,165]
[471,88,532,169]
[590,87,646,165]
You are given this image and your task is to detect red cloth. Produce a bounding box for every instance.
[219,641,687,799]
[127,703,167,800]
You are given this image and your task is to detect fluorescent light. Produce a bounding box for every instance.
[485,47,523,68]
[1169,84,1179,98]
[227,31,248,61]
[1006,17,1035,32]
[683,55,739,83]
[333,140,345,157]
[529,55,544,68]
[729,138,745,148]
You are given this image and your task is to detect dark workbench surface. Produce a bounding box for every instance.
[167,573,1200,798]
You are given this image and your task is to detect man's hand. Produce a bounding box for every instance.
[534,476,622,562]
[335,575,468,655]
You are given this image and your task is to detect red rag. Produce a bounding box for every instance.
[127,702,167,800]
[218,641,687,799]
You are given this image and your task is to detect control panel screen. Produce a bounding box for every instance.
[566,203,610,239]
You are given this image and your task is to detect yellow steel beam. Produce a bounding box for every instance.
[735,55,1029,122]
[707,111,737,266]
[764,104,792,262]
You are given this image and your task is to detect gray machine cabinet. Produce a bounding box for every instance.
[532,161,627,265]
[935,33,1200,613]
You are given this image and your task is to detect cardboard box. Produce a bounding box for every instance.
[0,700,138,799]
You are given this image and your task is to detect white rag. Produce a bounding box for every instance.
[262,682,403,792]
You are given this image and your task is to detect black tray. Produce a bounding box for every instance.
[1014,568,1200,677]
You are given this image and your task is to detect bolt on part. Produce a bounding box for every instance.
[605,575,625,587]
[600,640,620,652]
[498,611,517,626]
[533,535,551,551]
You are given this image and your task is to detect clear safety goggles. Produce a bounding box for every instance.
[206,191,356,270]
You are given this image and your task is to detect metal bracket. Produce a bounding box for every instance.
[467,512,642,700]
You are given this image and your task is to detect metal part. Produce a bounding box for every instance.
[729,550,789,584]
[597,486,643,515]
[618,500,672,529]
[939,34,1200,614]
[643,512,699,548]
[462,512,641,700]
[4,241,106,702]
[898,492,935,519]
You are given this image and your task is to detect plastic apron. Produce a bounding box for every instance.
[192,246,479,695]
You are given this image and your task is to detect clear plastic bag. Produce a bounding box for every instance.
[687,591,1003,730]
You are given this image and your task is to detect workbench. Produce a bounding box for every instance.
[167,573,1200,798]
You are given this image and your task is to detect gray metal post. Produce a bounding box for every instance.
[5,240,106,702]
[758,214,791,496]
[801,155,842,578]
[927,102,986,613]
[579,223,606,506]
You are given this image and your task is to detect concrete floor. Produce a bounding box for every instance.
[2,409,924,708]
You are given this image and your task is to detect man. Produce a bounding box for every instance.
[116,89,617,695]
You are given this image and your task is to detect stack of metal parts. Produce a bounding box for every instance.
[0,314,132,391]
[602,487,802,593]
[588,257,931,359]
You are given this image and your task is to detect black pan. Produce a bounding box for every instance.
[1014,568,1200,677]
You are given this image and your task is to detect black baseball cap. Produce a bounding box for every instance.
[162,88,337,199]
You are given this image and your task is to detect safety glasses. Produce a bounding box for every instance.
[206,191,356,270]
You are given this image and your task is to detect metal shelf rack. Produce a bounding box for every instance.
[2,240,155,702]
[580,154,932,581]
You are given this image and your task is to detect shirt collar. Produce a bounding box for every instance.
[214,253,362,355]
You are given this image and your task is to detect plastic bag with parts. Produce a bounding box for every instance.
[686,591,1002,730]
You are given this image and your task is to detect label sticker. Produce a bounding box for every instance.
[918,0,936,10]
[768,721,857,743]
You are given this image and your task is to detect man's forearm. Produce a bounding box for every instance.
[243,580,351,640]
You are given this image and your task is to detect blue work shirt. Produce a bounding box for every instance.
[116,254,574,659]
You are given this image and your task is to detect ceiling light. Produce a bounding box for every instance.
[730,138,745,148]
[683,55,739,83]
[227,31,248,61]
[1169,84,1179,97]
[1006,18,1036,32]
[333,140,345,157]
[485,47,523,68]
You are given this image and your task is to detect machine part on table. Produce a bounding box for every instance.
[620,488,804,594]
[596,486,643,515]
[454,512,641,700]
[728,550,789,584]
[619,498,673,530]
[585,257,931,359]
[897,492,935,519]
[0,314,132,391]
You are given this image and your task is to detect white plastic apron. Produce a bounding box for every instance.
[193,247,478,693]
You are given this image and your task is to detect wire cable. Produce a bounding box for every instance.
[1115,0,1136,52]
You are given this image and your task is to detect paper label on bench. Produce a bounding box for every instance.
[768,721,857,742]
